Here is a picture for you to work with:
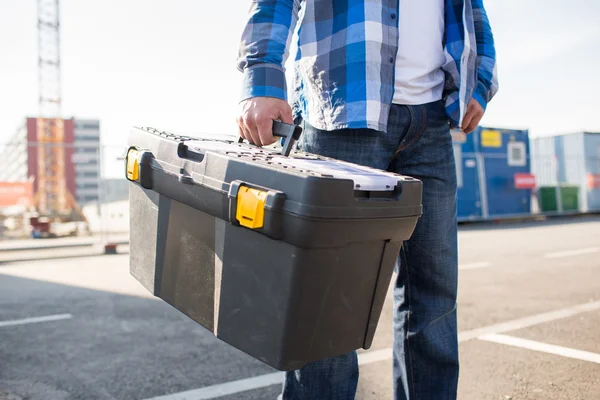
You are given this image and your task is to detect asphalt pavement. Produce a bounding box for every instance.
[0,216,599,400]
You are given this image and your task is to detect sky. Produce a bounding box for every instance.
[1,0,600,155]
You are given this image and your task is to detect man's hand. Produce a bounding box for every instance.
[461,99,485,134]
[237,97,294,146]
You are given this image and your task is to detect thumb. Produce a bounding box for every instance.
[278,103,294,125]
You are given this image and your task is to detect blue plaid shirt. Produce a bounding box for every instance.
[237,0,498,132]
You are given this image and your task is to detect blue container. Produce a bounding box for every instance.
[452,127,532,221]
[451,130,483,220]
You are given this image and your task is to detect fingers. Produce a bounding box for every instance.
[238,108,262,145]
[462,100,484,134]
[246,119,262,146]
[464,113,482,134]
[237,97,294,146]
[237,116,255,144]
[278,103,294,125]
[257,102,293,145]
[461,104,476,134]
[256,115,276,146]
[236,116,247,141]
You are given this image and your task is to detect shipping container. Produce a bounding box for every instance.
[531,132,600,213]
[452,130,483,220]
[452,126,533,221]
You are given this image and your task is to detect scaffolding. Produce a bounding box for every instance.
[36,0,71,216]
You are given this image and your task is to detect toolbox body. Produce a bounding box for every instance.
[127,127,422,370]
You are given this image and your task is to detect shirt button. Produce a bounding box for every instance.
[389,57,394,63]
[391,13,396,19]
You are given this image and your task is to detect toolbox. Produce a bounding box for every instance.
[126,122,422,370]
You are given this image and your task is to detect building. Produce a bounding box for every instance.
[73,119,101,205]
[0,117,101,210]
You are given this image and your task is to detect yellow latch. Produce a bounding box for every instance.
[236,186,267,229]
[126,148,140,181]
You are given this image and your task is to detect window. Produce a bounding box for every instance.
[75,146,98,154]
[508,141,527,167]
[77,171,98,178]
[77,135,100,141]
[79,195,98,203]
[77,183,98,189]
[77,123,100,130]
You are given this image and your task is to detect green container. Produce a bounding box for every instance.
[539,185,579,212]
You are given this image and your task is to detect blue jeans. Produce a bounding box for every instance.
[282,100,459,400]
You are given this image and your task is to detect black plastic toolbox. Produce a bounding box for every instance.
[126,124,422,370]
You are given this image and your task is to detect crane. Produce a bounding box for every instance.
[31,0,86,237]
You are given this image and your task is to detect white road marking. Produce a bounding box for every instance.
[0,313,72,328]
[459,262,492,270]
[544,247,599,259]
[145,349,394,400]
[479,333,600,364]
[145,372,284,400]
[143,300,600,400]
[458,301,600,342]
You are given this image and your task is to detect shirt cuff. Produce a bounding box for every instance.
[472,81,489,111]
[240,64,288,102]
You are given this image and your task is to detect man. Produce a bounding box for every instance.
[236,1,497,399]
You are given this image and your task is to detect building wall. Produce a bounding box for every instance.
[64,119,77,201]
[1,117,100,209]
[24,117,77,201]
[26,118,38,191]
[73,119,101,205]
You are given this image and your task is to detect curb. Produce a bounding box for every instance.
[0,242,97,253]
[458,211,600,226]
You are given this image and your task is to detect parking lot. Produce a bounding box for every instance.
[1,216,599,400]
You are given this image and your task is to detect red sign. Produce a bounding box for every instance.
[514,173,536,189]
[0,181,34,208]
[588,173,600,189]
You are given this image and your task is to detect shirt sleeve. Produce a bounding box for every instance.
[237,0,303,102]
[471,0,499,110]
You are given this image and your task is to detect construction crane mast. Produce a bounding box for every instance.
[36,0,69,215]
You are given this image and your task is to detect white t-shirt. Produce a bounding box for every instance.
[392,0,446,105]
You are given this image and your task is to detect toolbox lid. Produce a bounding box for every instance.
[127,127,423,237]
[274,158,398,191]
[185,140,400,191]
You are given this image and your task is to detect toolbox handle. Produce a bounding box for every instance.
[238,121,302,157]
